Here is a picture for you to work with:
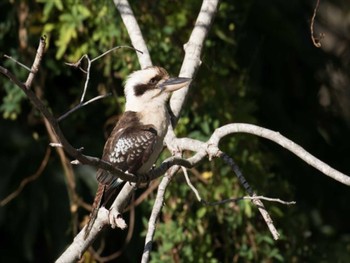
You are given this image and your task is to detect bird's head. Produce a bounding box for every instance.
[124,66,191,112]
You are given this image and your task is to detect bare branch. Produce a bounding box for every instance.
[56,208,110,263]
[205,196,296,206]
[169,0,220,121]
[310,0,325,48]
[182,167,295,206]
[141,165,180,263]
[60,46,138,121]
[25,35,46,87]
[168,123,350,186]
[164,0,220,160]
[90,45,143,63]
[57,183,136,262]
[58,93,111,122]
[113,0,152,68]
[208,123,350,186]
[182,166,202,202]
[88,195,136,262]
[3,54,31,72]
[220,151,280,240]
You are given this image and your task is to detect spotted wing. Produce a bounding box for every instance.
[97,125,157,185]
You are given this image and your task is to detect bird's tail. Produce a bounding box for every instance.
[84,183,106,239]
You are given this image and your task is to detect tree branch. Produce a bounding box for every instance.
[169,0,219,120]
[167,123,350,186]
[113,0,152,68]
[25,35,46,87]
[209,123,350,186]
[141,165,181,263]
[59,45,138,121]
[310,0,324,48]
[183,166,295,206]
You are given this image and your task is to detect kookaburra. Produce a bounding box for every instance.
[84,66,191,238]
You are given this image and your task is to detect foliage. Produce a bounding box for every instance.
[0,0,350,263]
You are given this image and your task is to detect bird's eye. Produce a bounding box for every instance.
[149,78,157,85]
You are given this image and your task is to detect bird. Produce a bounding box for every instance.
[84,66,191,239]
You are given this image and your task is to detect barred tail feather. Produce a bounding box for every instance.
[84,183,106,239]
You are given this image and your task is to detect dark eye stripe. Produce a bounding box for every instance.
[133,74,163,96]
[134,83,153,96]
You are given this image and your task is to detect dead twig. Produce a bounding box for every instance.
[0,147,51,206]
[310,0,325,48]
[3,54,32,72]
[57,93,111,122]
[25,35,46,87]
[204,196,296,206]
[59,46,142,121]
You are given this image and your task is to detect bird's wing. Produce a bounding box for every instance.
[97,124,158,185]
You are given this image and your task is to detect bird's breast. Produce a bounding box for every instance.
[138,106,169,138]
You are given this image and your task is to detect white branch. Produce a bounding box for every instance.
[56,208,109,263]
[169,0,219,120]
[168,123,350,186]
[208,123,350,186]
[113,0,152,68]
[182,166,202,202]
[141,171,175,263]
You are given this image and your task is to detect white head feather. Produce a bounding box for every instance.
[124,66,170,112]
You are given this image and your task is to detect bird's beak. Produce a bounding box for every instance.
[158,77,191,92]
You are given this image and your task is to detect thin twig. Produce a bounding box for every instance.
[25,35,46,87]
[65,54,89,73]
[310,0,324,48]
[220,151,280,240]
[58,93,111,122]
[3,54,32,72]
[182,166,295,206]
[79,56,91,103]
[0,147,51,206]
[181,166,202,202]
[91,45,143,63]
[60,45,140,120]
[42,101,80,235]
[204,196,296,206]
